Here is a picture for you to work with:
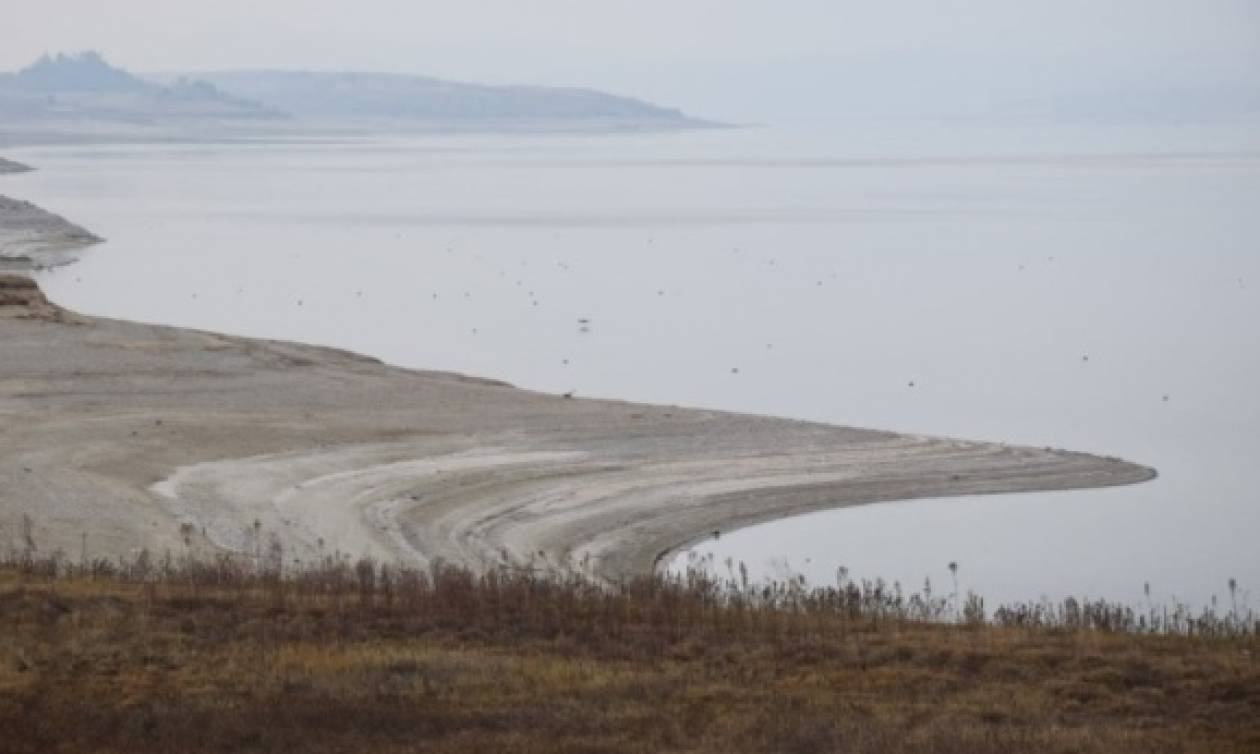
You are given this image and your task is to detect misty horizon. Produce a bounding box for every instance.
[6,0,1258,124]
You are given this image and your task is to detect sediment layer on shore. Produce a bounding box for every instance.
[0,194,102,266]
[0,279,1155,580]
[0,157,33,174]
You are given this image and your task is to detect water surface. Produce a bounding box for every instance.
[8,121,1259,608]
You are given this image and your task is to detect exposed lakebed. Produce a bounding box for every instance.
[9,121,1259,607]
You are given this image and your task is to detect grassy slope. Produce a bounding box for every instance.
[1,563,1257,754]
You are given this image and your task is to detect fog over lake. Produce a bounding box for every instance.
[10,120,1259,609]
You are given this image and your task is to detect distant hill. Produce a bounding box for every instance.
[4,51,149,93]
[0,52,283,122]
[0,53,711,138]
[182,70,705,127]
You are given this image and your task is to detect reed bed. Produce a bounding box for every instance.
[1,529,1257,752]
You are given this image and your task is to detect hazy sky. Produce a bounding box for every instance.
[5,1,1259,121]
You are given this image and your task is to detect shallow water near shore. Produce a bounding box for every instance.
[9,121,1260,609]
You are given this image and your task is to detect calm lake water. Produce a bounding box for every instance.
[8,121,1260,609]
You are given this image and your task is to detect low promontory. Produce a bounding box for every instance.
[0,278,1156,580]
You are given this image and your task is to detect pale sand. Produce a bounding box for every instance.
[0,282,1156,580]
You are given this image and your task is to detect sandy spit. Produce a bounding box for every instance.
[0,158,33,174]
[0,194,103,267]
[0,283,1156,580]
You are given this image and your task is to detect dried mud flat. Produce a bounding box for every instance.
[0,280,1156,580]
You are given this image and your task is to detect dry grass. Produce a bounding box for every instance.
[0,554,1257,753]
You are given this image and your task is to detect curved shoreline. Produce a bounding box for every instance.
[0,283,1155,580]
[1,154,103,268]
[0,197,103,269]
[648,456,1157,577]
[0,170,1156,580]
[0,157,33,174]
